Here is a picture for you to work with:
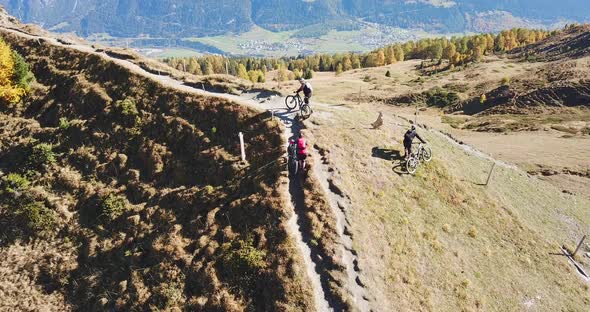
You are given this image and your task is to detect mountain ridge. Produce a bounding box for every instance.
[1,0,589,38]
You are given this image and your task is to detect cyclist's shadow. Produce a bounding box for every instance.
[371,147,409,175]
[271,108,303,126]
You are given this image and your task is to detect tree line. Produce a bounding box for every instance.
[164,27,558,83]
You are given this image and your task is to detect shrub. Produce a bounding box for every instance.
[1,173,30,195]
[204,185,214,194]
[480,94,487,105]
[29,143,56,167]
[385,70,391,77]
[11,50,35,90]
[219,237,267,291]
[501,77,511,86]
[58,117,71,130]
[424,87,460,107]
[101,194,127,221]
[0,39,26,103]
[16,201,57,237]
[115,98,139,116]
[468,226,478,238]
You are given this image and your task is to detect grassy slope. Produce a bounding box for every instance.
[304,105,590,310]
[0,25,315,311]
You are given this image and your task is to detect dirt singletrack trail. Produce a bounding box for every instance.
[237,94,373,311]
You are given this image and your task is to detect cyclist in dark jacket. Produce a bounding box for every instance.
[295,78,313,105]
[403,125,426,160]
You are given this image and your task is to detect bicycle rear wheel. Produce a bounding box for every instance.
[300,104,312,119]
[406,157,418,174]
[420,146,433,162]
[288,157,296,174]
[285,96,298,110]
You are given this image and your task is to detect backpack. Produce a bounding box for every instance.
[297,138,306,150]
[404,130,414,141]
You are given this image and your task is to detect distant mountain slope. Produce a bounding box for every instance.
[1,1,590,38]
[512,24,590,61]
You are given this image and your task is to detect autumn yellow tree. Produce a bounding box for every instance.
[0,39,25,104]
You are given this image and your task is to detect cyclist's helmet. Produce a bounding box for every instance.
[411,125,416,131]
[299,78,305,83]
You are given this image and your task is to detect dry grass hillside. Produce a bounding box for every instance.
[249,25,590,311]
[263,26,590,200]
[0,10,315,312]
[301,105,590,310]
[1,6,590,312]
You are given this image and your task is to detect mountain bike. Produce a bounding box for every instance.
[285,93,312,119]
[406,143,432,174]
[288,143,299,174]
[288,143,307,176]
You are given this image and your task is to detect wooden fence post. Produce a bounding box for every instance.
[485,162,496,186]
[239,132,246,162]
[573,235,587,258]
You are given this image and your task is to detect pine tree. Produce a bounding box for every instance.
[336,63,343,76]
[342,55,352,71]
[442,43,456,60]
[0,39,26,104]
[394,45,405,62]
[351,54,361,69]
[376,50,386,66]
[203,61,214,75]
[237,64,249,80]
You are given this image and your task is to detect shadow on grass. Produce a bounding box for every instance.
[372,147,410,175]
[371,147,404,161]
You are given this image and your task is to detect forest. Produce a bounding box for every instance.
[164,28,557,83]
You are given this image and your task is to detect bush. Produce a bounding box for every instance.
[115,98,139,116]
[219,237,267,291]
[1,173,30,195]
[58,117,71,130]
[424,87,460,107]
[101,194,127,221]
[16,201,57,236]
[501,77,511,86]
[11,50,35,90]
[480,94,487,105]
[29,143,56,167]
[0,39,26,103]
[385,70,391,77]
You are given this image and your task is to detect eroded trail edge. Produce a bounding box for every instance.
[313,145,371,312]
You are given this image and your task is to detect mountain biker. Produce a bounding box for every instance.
[403,125,426,160]
[296,133,308,170]
[295,78,313,107]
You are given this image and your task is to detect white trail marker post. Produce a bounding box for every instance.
[239,132,246,162]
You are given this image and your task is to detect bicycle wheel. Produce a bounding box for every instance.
[285,96,298,110]
[406,157,418,174]
[288,157,296,174]
[420,146,433,162]
[300,104,312,119]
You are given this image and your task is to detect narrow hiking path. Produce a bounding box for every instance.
[0,25,335,312]
[238,93,373,312]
